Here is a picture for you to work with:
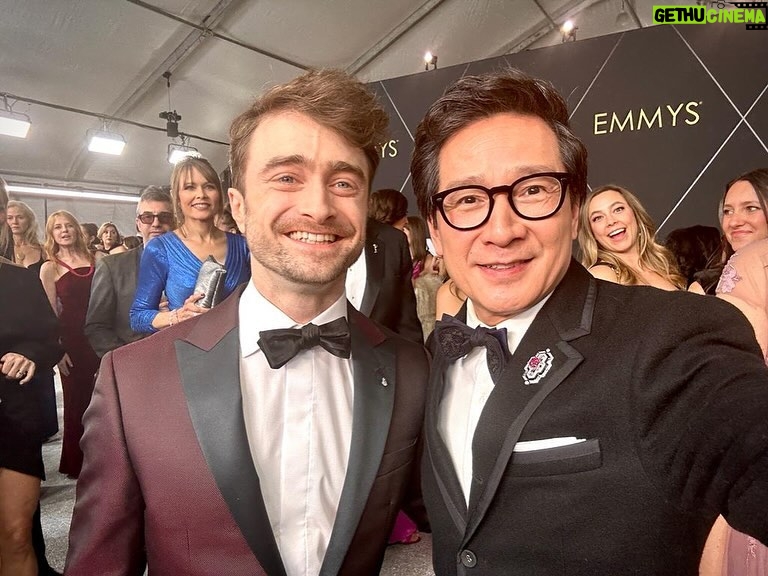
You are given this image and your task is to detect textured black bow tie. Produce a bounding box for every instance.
[432,315,510,382]
[258,317,351,369]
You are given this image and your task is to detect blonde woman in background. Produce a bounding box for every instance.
[578,185,685,290]
[6,201,44,273]
[39,211,100,478]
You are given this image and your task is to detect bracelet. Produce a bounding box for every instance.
[169,310,179,326]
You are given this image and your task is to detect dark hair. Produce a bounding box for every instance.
[122,235,143,250]
[369,189,408,225]
[664,225,721,286]
[138,185,172,206]
[170,157,223,225]
[695,168,768,293]
[229,68,389,192]
[405,215,429,272]
[411,68,588,223]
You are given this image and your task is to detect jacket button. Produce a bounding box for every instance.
[459,549,477,567]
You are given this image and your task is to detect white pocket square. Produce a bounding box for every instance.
[513,436,586,452]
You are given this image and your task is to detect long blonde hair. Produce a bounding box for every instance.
[578,185,685,289]
[43,210,93,263]
[7,200,42,247]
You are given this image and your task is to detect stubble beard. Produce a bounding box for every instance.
[246,217,364,286]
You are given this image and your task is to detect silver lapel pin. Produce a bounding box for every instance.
[381,376,388,387]
[373,243,378,254]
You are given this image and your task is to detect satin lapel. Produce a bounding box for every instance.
[425,348,469,533]
[463,261,595,544]
[320,307,394,576]
[177,297,286,576]
[360,228,383,317]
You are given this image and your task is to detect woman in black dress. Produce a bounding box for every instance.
[0,254,62,573]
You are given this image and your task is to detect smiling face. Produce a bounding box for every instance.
[587,189,639,255]
[6,205,30,236]
[721,180,768,252]
[428,113,578,326]
[177,167,221,224]
[229,111,368,298]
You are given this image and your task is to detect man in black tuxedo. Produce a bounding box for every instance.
[84,186,174,357]
[411,69,768,575]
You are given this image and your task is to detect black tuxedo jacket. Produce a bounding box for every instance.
[84,246,144,357]
[423,260,768,576]
[67,284,428,575]
[361,219,422,344]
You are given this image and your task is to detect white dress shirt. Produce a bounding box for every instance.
[345,249,367,311]
[438,295,550,504]
[238,283,354,576]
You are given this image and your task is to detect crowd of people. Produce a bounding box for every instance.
[0,66,767,576]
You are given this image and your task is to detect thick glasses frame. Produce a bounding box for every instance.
[136,211,174,225]
[433,171,571,231]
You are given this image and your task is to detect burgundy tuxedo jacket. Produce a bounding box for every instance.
[65,284,428,575]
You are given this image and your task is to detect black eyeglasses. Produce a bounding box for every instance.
[433,172,570,231]
[137,211,174,225]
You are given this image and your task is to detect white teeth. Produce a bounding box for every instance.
[288,231,337,243]
[484,263,513,270]
[608,228,625,237]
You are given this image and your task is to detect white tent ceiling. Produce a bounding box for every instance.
[1,0,678,197]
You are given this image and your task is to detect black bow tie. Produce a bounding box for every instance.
[258,317,352,369]
[432,315,510,382]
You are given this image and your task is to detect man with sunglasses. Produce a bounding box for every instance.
[85,186,174,356]
[412,69,768,575]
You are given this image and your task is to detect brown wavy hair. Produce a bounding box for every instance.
[578,185,685,289]
[229,68,389,193]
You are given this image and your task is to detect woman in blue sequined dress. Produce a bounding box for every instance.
[130,157,250,333]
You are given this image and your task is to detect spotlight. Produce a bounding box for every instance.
[424,51,438,71]
[88,128,126,155]
[561,20,577,42]
[616,0,631,27]
[168,142,200,164]
[0,95,31,138]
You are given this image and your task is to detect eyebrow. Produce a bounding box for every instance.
[589,201,625,218]
[440,165,558,190]
[261,155,367,182]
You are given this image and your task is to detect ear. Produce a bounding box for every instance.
[428,217,443,257]
[228,188,246,230]
[570,199,580,241]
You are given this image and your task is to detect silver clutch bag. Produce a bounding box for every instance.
[193,256,227,308]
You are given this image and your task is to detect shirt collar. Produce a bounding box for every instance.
[466,293,551,354]
[239,281,348,358]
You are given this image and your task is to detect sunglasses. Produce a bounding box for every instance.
[137,211,174,225]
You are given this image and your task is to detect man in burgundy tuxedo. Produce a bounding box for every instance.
[65,69,428,576]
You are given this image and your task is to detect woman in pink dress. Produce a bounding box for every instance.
[39,211,100,478]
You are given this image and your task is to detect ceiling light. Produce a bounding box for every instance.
[561,20,577,42]
[616,0,631,27]
[168,142,201,164]
[88,128,126,155]
[424,51,438,71]
[0,95,31,138]
[7,184,139,203]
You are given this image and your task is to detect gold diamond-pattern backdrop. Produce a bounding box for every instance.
[369,23,768,236]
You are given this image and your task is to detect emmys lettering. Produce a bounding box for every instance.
[593,101,701,136]
[378,139,399,158]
